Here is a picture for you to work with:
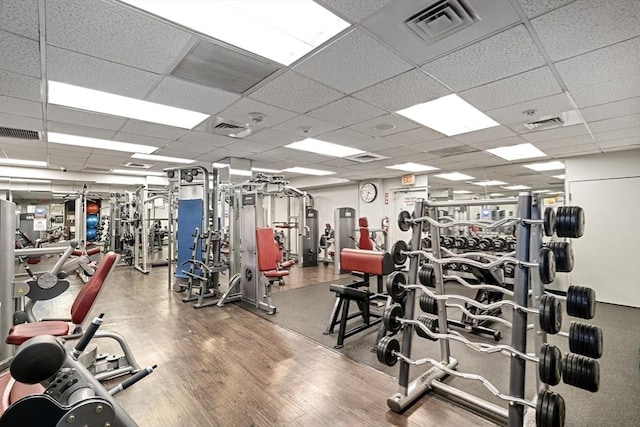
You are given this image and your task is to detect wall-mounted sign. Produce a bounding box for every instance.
[401,174,415,185]
[384,192,389,205]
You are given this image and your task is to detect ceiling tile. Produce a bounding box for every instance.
[353,69,451,112]
[147,76,240,116]
[0,68,41,102]
[453,126,517,144]
[460,67,562,111]
[532,134,595,150]
[317,128,374,146]
[272,115,341,138]
[47,46,162,98]
[153,142,206,155]
[470,136,528,150]
[294,28,412,94]
[422,25,546,92]
[46,121,116,139]
[244,129,303,146]
[307,96,386,127]
[486,93,574,126]
[178,131,234,148]
[0,30,40,77]
[555,37,640,90]
[517,0,575,18]
[113,132,172,149]
[571,73,640,108]
[225,140,272,154]
[46,0,192,73]
[375,146,423,158]
[597,138,640,150]
[0,95,41,119]
[349,114,419,138]
[119,120,189,140]
[594,126,639,142]
[248,72,343,114]
[319,158,356,168]
[0,0,39,40]
[581,97,640,122]
[349,137,403,152]
[531,0,640,61]
[521,124,590,142]
[217,98,297,128]
[542,142,601,156]
[0,112,43,131]
[382,127,444,145]
[316,0,393,22]
[47,106,126,131]
[588,114,640,133]
[47,145,93,155]
[409,137,465,153]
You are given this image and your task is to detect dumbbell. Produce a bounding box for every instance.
[544,206,585,238]
[492,237,507,252]
[467,236,480,250]
[565,285,596,319]
[440,235,455,249]
[453,236,468,249]
[376,335,566,427]
[478,237,494,251]
[506,237,517,252]
[545,241,574,272]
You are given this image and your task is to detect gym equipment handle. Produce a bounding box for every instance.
[72,313,104,359]
[109,365,157,396]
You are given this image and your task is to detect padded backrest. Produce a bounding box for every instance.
[70,252,119,324]
[358,217,373,251]
[256,228,278,271]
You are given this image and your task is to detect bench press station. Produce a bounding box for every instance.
[324,248,393,348]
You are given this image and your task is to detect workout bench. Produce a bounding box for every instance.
[324,248,393,348]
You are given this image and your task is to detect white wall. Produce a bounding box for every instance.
[565,149,640,307]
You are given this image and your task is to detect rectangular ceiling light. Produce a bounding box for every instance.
[285,139,364,158]
[434,172,475,181]
[0,177,51,183]
[486,143,547,161]
[553,174,566,179]
[0,158,48,167]
[111,169,166,176]
[533,189,551,194]
[48,81,209,129]
[396,94,499,136]
[282,166,335,176]
[524,161,565,171]
[120,1,350,66]
[252,167,282,173]
[503,185,531,190]
[230,169,252,176]
[472,180,507,186]
[48,132,158,154]
[132,153,194,164]
[385,162,438,173]
[453,190,473,194]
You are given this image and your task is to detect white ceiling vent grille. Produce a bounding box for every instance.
[524,117,564,130]
[123,162,152,169]
[0,127,40,140]
[520,110,584,132]
[345,152,389,163]
[405,0,478,44]
[430,145,478,156]
[197,116,253,138]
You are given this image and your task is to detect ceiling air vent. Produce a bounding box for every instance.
[214,123,244,130]
[198,116,253,138]
[345,152,389,163]
[0,126,40,140]
[430,145,478,156]
[405,0,479,44]
[123,162,152,169]
[524,117,564,130]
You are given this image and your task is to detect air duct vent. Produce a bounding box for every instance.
[197,116,253,138]
[405,0,478,44]
[430,145,478,156]
[524,117,564,130]
[214,122,244,130]
[345,152,389,163]
[123,162,152,169]
[0,127,40,140]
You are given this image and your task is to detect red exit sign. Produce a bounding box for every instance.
[401,174,415,185]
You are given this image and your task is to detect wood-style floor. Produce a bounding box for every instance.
[28,259,494,427]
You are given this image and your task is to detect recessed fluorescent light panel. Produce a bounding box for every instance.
[252,167,282,173]
[48,81,209,129]
[131,153,194,164]
[285,139,364,158]
[120,1,350,66]
[385,162,438,173]
[434,172,475,181]
[396,94,499,136]
[533,189,551,194]
[472,180,507,186]
[553,174,566,179]
[111,169,166,176]
[486,143,547,161]
[0,158,48,167]
[0,177,51,183]
[48,133,157,154]
[502,185,531,190]
[230,169,252,177]
[524,161,565,171]
[282,167,335,176]
[453,190,473,194]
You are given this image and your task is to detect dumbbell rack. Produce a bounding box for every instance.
[390,193,552,426]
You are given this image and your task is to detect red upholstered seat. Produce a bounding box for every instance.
[279,260,296,269]
[5,252,119,346]
[256,228,290,280]
[358,217,373,251]
[264,270,290,278]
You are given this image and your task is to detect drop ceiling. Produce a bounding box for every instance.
[0,0,638,197]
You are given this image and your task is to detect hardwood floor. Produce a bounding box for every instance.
[27,260,495,427]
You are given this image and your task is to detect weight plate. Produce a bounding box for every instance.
[383,303,404,333]
[376,336,400,367]
[569,321,580,355]
[418,264,436,288]
[386,271,407,303]
[540,295,562,334]
[570,206,585,238]
[397,210,411,232]
[494,237,506,252]
[566,286,579,317]
[550,392,566,427]
[536,390,551,427]
[415,315,438,341]
[585,287,596,319]
[539,247,556,285]
[544,207,556,237]
[421,237,431,250]
[585,324,603,359]
[588,358,600,392]
[454,236,468,249]
[391,240,408,265]
[419,293,438,315]
[555,207,568,237]
[540,343,562,386]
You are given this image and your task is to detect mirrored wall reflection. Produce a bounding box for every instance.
[214,158,252,184]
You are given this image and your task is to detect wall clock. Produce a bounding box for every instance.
[360,182,378,203]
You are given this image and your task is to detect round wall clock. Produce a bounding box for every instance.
[360,182,378,203]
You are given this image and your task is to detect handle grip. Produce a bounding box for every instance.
[72,313,104,359]
[109,365,157,396]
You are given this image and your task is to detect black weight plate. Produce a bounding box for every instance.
[544,207,556,237]
[376,336,400,367]
[540,295,562,334]
[550,392,566,427]
[493,237,506,251]
[391,240,408,265]
[386,271,407,303]
[421,237,431,250]
[419,294,438,315]
[586,324,603,359]
[568,321,579,355]
[585,287,596,319]
[566,285,579,317]
[478,238,493,251]
[536,390,551,427]
[539,247,556,285]
[540,343,562,386]
[587,358,600,392]
[555,207,568,237]
[415,315,438,341]
[397,210,411,232]
[383,304,404,333]
[569,206,585,239]
[418,264,436,288]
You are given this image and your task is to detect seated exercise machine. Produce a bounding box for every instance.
[6,252,142,382]
[324,248,394,348]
